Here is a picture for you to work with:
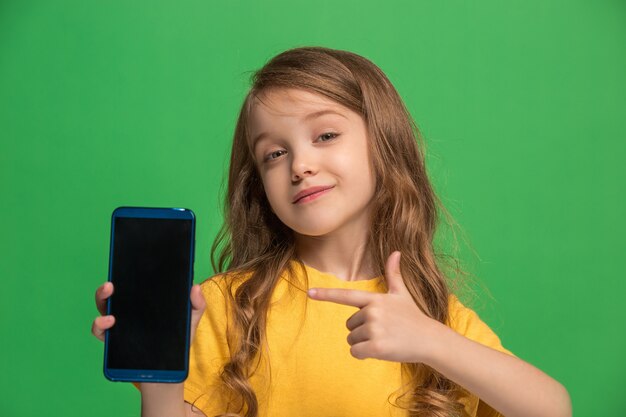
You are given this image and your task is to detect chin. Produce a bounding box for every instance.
[291,226,333,238]
[284,219,341,238]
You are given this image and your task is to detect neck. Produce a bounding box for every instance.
[294,224,377,281]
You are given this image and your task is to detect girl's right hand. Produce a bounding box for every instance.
[91,283,208,416]
[91,282,207,343]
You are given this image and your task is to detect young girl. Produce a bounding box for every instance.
[92,46,572,417]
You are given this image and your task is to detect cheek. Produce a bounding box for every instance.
[334,145,375,186]
[259,170,286,208]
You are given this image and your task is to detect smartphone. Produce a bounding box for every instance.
[103,206,196,383]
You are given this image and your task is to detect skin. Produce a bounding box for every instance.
[92,87,572,417]
[93,282,206,417]
[307,252,573,417]
[248,88,379,281]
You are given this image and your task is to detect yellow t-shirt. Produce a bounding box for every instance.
[184,261,513,417]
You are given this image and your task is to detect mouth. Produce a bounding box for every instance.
[292,185,335,204]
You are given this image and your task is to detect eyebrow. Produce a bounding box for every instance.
[251,109,348,149]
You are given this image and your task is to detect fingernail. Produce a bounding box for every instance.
[307,289,317,297]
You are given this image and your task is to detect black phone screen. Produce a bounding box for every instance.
[107,216,193,371]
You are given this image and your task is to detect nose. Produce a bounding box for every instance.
[291,151,317,182]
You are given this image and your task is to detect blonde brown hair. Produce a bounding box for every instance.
[211,46,470,417]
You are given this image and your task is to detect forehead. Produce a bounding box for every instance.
[249,88,350,125]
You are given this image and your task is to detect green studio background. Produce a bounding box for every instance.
[1,1,624,416]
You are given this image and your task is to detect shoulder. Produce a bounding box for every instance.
[194,270,253,329]
[445,293,474,327]
[198,269,254,298]
[446,294,514,356]
[445,293,489,331]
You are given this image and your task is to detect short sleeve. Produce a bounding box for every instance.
[447,295,515,417]
[447,294,514,357]
[183,276,232,414]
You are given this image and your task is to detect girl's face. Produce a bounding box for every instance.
[248,88,376,238]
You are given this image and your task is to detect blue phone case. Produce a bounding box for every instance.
[103,206,196,383]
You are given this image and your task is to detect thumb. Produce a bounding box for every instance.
[385,251,408,295]
[189,284,207,343]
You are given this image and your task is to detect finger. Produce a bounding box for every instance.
[91,315,116,342]
[346,309,366,331]
[346,324,370,346]
[95,282,114,315]
[307,287,375,308]
[190,285,207,314]
[350,341,375,360]
[189,285,207,343]
[385,251,407,295]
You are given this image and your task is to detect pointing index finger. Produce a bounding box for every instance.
[307,288,375,308]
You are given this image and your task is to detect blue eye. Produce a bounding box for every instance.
[318,132,338,142]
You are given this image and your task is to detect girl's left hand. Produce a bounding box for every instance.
[307,251,447,364]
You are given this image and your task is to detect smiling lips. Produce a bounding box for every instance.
[292,185,335,204]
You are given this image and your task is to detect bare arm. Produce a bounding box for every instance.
[425,322,572,417]
[139,384,207,417]
[92,282,208,417]
[308,252,572,417]
[140,383,185,417]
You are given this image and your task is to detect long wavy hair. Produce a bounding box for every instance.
[210,46,471,417]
